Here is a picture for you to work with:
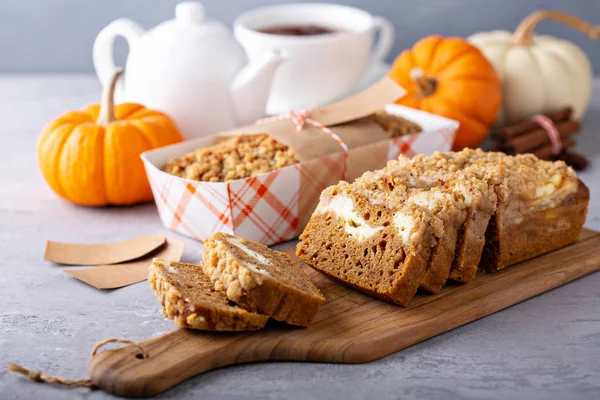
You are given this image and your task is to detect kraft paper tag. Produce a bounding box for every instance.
[63,238,184,289]
[44,233,166,265]
[221,76,407,162]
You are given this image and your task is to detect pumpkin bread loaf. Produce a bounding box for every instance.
[297,181,440,306]
[148,258,268,331]
[202,233,325,327]
[298,149,587,306]
[360,150,584,282]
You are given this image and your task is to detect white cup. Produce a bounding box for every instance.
[234,3,395,115]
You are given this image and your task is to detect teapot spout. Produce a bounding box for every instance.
[230,49,287,125]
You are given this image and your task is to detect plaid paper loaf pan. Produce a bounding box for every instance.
[141,104,458,246]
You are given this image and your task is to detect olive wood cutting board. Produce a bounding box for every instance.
[89,229,600,397]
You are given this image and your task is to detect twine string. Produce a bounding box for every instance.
[8,338,146,389]
[7,364,97,389]
[257,106,350,181]
[91,338,147,358]
[533,114,563,156]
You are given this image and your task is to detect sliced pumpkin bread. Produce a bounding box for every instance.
[297,149,587,306]
[359,155,497,284]
[149,258,268,331]
[297,181,440,306]
[202,233,325,327]
[354,172,467,293]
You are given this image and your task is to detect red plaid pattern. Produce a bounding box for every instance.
[144,160,234,242]
[228,164,300,244]
[389,127,456,160]
[296,153,346,233]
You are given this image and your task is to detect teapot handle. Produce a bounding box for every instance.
[93,19,144,87]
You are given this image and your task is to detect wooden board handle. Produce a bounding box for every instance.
[88,324,338,397]
[89,329,257,397]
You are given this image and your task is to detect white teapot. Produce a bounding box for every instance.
[93,1,286,138]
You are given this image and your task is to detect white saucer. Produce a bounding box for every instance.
[266,61,391,115]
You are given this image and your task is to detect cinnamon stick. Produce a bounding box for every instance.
[499,107,573,139]
[503,120,580,153]
[554,150,589,171]
[531,137,575,160]
[489,142,503,152]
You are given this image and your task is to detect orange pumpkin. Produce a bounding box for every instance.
[389,35,502,150]
[37,69,183,206]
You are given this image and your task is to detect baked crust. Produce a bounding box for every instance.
[148,259,268,331]
[203,233,325,327]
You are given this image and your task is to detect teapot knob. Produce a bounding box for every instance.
[175,1,205,24]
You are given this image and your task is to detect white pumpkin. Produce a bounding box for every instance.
[468,10,599,125]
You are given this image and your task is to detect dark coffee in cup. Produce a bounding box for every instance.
[258,25,338,36]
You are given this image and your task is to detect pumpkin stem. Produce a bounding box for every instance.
[409,68,437,97]
[512,9,600,46]
[96,68,124,126]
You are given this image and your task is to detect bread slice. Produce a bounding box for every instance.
[354,171,466,293]
[297,181,440,306]
[445,171,498,282]
[148,258,268,331]
[202,233,325,327]
[406,189,467,291]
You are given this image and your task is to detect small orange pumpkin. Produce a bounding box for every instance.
[389,35,502,150]
[37,69,183,206]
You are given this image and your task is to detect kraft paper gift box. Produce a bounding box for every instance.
[141,77,459,246]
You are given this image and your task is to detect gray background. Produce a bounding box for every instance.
[2,0,600,74]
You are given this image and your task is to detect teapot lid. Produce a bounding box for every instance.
[175,1,206,23]
[149,2,239,51]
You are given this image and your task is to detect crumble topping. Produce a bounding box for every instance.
[164,134,298,182]
[369,110,423,138]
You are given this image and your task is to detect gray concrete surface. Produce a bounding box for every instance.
[1,0,600,74]
[0,75,599,399]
